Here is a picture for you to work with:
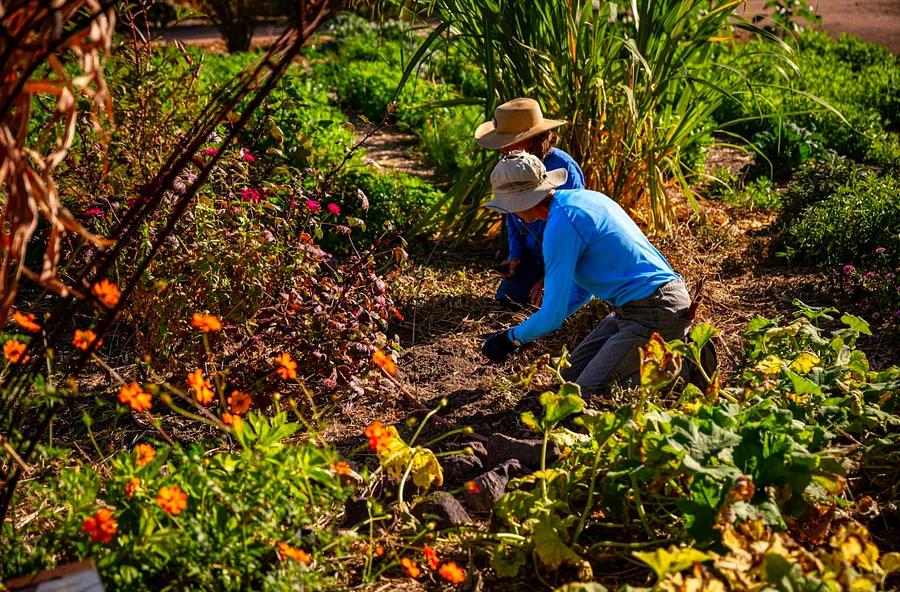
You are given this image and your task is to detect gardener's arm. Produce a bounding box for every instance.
[510,216,582,344]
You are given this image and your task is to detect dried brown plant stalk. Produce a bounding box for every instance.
[0,0,116,325]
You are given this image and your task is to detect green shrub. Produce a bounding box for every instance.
[715,176,782,210]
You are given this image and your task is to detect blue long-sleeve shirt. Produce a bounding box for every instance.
[506,148,585,261]
[510,189,680,344]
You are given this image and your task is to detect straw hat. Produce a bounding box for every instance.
[483,151,567,213]
[474,98,567,150]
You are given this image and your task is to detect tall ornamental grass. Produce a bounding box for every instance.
[405,0,807,234]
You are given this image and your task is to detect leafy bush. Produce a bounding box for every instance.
[1,414,356,590]
[706,171,782,210]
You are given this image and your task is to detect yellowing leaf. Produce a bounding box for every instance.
[754,355,783,376]
[633,546,713,581]
[881,552,900,575]
[789,352,820,373]
[410,447,443,490]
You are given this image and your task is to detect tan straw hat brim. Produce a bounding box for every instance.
[474,117,567,150]
[483,168,568,213]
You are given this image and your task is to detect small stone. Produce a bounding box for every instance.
[467,441,489,462]
[463,459,531,513]
[441,452,484,487]
[485,433,561,469]
[413,491,472,528]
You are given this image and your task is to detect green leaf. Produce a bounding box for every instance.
[491,544,528,578]
[553,584,609,592]
[521,411,540,432]
[841,313,872,336]
[785,369,823,396]
[689,322,718,351]
[632,546,713,581]
[531,514,581,569]
[539,383,584,427]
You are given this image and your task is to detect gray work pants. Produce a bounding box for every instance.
[560,279,692,396]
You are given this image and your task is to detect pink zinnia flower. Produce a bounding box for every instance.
[874,247,886,254]
[872,312,881,320]
[842,264,855,276]
[241,188,263,203]
[886,272,896,280]
[241,151,255,163]
[327,203,341,216]
[306,200,321,212]
[202,148,218,156]
[84,207,103,216]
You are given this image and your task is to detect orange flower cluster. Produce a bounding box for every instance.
[364,421,393,453]
[82,508,118,543]
[187,369,214,404]
[372,349,397,376]
[221,412,242,429]
[275,352,297,379]
[400,557,421,578]
[135,444,156,467]
[191,312,222,333]
[331,460,352,476]
[438,562,466,585]
[92,278,121,308]
[118,382,152,412]
[423,545,440,570]
[464,480,480,494]
[124,477,141,500]
[11,311,40,333]
[73,329,101,351]
[156,485,188,515]
[277,542,311,564]
[4,339,29,364]
[227,390,251,415]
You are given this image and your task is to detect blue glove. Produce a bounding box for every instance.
[482,330,518,363]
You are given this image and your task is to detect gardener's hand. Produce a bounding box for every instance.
[482,330,519,363]
[530,277,545,307]
[501,258,520,278]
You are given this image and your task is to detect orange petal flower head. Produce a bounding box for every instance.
[275,352,297,379]
[187,369,214,404]
[464,480,480,494]
[73,329,101,351]
[331,460,352,476]
[92,279,121,308]
[12,311,41,333]
[227,390,252,415]
[277,542,312,564]
[135,443,156,467]
[125,477,141,500]
[82,508,118,543]
[156,485,188,515]
[401,557,421,578]
[438,561,466,585]
[4,339,29,364]
[423,545,440,570]
[222,412,243,430]
[364,421,394,453]
[372,349,397,376]
[118,382,152,412]
[191,312,222,333]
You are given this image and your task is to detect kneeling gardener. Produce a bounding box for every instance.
[481,152,692,395]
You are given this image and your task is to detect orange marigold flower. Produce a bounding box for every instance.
[364,421,394,453]
[82,508,118,543]
[92,278,121,308]
[372,349,397,376]
[221,412,243,430]
[187,369,215,404]
[277,541,311,564]
[4,339,29,364]
[438,561,466,585]
[11,311,41,333]
[331,460,352,476]
[118,382,152,412]
[73,329,101,351]
[227,390,252,415]
[135,443,156,467]
[374,544,385,557]
[124,477,141,500]
[156,485,188,515]
[275,352,297,379]
[464,480,480,494]
[400,557,421,579]
[423,545,440,570]
[190,312,222,333]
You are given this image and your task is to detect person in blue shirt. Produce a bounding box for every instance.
[475,98,590,309]
[480,152,693,395]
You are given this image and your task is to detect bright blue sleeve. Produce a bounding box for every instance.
[505,215,527,260]
[566,161,585,189]
[510,214,583,343]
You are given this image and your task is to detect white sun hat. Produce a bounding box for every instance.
[483,151,567,213]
